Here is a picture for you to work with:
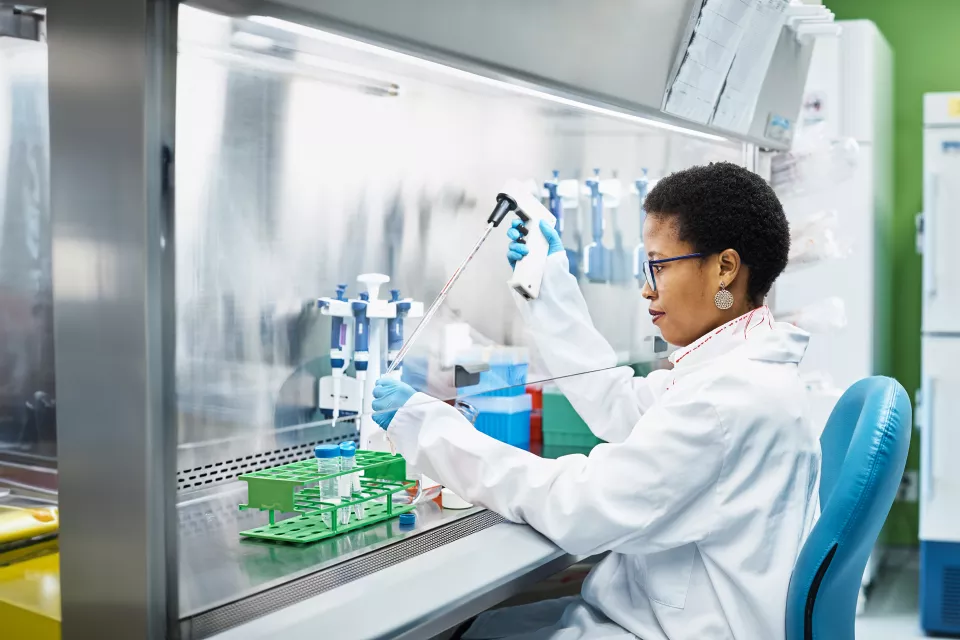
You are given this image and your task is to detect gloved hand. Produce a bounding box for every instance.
[506,219,563,269]
[371,378,416,429]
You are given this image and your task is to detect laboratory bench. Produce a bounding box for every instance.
[0,481,576,639]
[178,483,577,639]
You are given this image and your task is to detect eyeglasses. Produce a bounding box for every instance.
[640,253,703,292]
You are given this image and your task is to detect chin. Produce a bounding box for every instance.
[658,325,692,348]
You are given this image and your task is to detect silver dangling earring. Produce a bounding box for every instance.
[715,282,734,310]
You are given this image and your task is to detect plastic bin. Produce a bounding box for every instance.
[542,444,596,459]
[528,384,543,443]
[542,389,602,450]
[468,394,532,449]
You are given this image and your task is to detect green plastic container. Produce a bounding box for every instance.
[238,450,415,544]
[542,390,603,450]
[541,443,596,459]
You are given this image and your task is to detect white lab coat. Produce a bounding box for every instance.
[388,253,821,640]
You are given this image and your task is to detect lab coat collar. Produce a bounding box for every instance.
[668,306,809,369]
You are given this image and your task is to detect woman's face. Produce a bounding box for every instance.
[641,215,747,347]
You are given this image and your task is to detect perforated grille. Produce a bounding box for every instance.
[182,510,505,639]
[943,566,960,626]
[177,429,356,492]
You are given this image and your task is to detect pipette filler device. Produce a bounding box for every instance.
[383,180,557,378]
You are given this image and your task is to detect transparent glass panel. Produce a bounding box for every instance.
[175,4,742,618]
[0,37,54,480]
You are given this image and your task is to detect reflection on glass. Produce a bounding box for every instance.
[0,39,54,468]
[174,6,741,485]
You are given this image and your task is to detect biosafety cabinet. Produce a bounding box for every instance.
[0,1,834,637]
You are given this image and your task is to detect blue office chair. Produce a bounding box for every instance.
[786,376,912,640]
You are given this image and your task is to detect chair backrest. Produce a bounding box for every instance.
[785,377,912,640]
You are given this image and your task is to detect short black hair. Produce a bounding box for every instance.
[644,161,789,303]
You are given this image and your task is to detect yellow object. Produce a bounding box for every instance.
[0,541,60,639]
[0,505,59,544]
[949,97,960,118]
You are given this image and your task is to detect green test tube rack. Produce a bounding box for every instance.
[238,449,416,544]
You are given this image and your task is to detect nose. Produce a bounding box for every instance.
[641,280,656,300]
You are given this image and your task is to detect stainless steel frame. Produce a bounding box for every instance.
[49,0,179,637]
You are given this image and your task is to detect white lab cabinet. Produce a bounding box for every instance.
[921,127,960,334]
[920,91,960,636]
[920,337,960,541]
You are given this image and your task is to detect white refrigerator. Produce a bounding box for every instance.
[919,91,960,637]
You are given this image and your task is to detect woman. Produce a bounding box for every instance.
[373,162,821,639]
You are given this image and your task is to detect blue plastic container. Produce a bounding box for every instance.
[468,394,532,450]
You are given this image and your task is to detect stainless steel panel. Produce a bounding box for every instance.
[191,0,699,125]
[49,0,178,636]
[0,37,55,469]
[176,483,495,634]
[174,7,742,485]
[190,0,811,148]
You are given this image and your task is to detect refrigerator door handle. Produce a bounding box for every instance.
[922,376,935,500]
[922,173,939,299]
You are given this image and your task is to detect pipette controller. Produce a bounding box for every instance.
[384,181,554,376]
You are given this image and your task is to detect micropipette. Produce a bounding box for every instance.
[383,189,523,376]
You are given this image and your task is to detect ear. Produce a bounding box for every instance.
[717,249,742,286]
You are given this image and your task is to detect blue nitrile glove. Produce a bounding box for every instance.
[372,378,416,429]
[506,219,563,269]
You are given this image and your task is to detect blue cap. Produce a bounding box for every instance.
[339,442,356,457]
[314,444,340,459]
[398,512,416,527]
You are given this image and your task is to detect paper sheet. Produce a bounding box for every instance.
[664,0,755,124]
[711,0,789,131]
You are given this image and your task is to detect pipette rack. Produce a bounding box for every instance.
[238,450,415,544]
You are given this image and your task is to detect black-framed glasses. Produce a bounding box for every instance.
[640,253,703,292]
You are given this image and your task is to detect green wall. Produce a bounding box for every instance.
[827,0,960,544]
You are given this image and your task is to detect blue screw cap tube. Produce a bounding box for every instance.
[352,292,370,372]
[398,512,416,528]
[544,170,563,235]
[315,444,341,527]
[339,441,364,520]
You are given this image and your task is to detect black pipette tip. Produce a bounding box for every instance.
[487,193,518,227]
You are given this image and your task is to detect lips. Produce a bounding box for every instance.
[649,309,665,324]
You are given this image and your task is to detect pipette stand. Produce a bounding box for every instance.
[319,274,423,450]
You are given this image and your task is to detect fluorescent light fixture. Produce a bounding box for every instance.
[248,15,730,143]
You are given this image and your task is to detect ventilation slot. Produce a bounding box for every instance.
[177,432,355,492]
[942,566,960,626]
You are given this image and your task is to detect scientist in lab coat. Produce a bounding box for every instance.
[372,162,821,640]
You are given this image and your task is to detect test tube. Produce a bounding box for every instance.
[340,442,364,521]
[314,444,341,528]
